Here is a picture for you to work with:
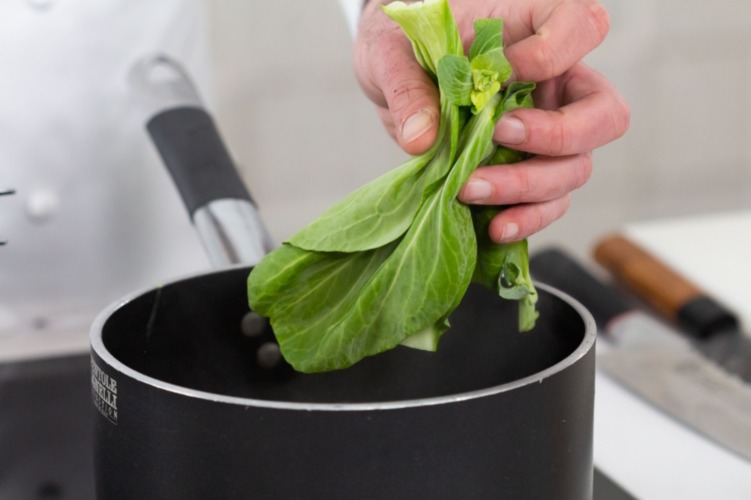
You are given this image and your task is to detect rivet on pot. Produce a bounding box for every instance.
[241,311,267,338]
[256,342,282,369]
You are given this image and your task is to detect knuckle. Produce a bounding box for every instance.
[543,112,569,156]
[558,193,572,217]
[522,195,571,238]
[531,208,547,235]
[613,96,631,138]
[511,166,533,203]
[533,196,570,234]
[388,77,432,114]
[516,206,547,240]
[585,1,611,42]
[572,154,593,190]
[527,35,561,80]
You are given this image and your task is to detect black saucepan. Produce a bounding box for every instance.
[90,56,596,500]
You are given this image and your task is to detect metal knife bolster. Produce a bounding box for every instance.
[606,311,688,350]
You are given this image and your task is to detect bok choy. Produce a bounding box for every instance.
[247,0,538,373]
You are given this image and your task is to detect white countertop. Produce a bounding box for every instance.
[593,210,751,499]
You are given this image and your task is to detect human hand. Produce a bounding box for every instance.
[353,0,630,243]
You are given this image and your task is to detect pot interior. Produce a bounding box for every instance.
[99,267,590,404]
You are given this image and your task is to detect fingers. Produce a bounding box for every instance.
[459,153,592,206]
[488,195,571,243]
[494,63,630,156]
[366,40,440,154]
[354,12,440,155]
[389,88,440,155]
[504,0,611,82]
[458,153,592,243]
[355,0,619,158]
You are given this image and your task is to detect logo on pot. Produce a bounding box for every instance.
[92,359,119,424]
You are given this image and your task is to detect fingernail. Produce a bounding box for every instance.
[499,222,519,242]
[401,109,434,144]
[460,178,493,203]
[495,116,526,145]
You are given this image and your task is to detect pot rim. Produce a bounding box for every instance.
[90,265,596,412]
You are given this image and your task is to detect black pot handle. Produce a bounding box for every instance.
[147,107,254,217]
[129,55,273,268]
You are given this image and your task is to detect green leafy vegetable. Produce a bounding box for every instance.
[247,0,538,373]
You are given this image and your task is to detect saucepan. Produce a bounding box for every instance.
[89,56,597,500]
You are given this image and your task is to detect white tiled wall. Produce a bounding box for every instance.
[207,0,751,260]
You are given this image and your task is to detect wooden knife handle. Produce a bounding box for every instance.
[593,234,702,320]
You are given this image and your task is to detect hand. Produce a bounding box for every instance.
[354,0,630,243]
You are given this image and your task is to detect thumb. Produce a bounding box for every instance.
[381,66,440,155]
[354,4,440,155]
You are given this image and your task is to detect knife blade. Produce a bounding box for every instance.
[594,234,751,383]
[530,247,751,462]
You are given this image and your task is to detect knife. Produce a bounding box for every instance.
[530,247,751,462]
[594,234,751,383]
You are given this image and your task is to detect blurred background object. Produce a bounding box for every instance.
[0,0,211,360]
[1,1,211,498]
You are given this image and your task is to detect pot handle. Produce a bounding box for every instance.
[129,54,274,268]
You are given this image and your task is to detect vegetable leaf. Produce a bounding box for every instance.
[289,99,457,253]
[498,240,539,332]
[468,18,512,113]
[501,81,536,113]
[471,209,539,332]
[247,0,540,373]
[437,55,472,107]
[288,151,434,252]
[381,0,464,78]
[469,19,503,61]
[248,180,476,373]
